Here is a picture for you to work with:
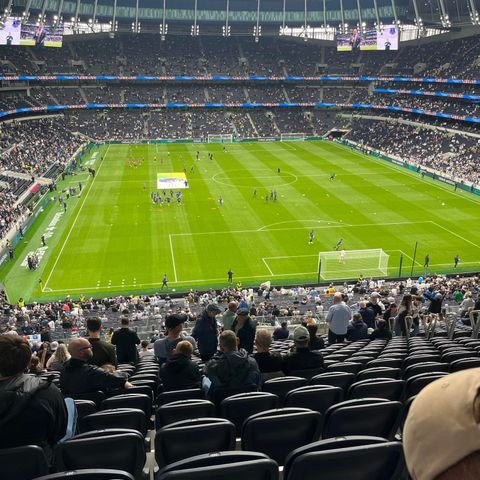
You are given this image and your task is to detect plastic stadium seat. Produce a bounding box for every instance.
[157,389,204,405]
[155,399,216,428]
[74,399,97,419]
[284,440,405,480]
[366,358,403,369]
[450,357,480,372]
[348,378,405,401]
[285,385,343,414]
[33,470,135,480]
[322,398,403,440]
[155,418,236,468]
[83,408,147,436]
[442,351,476,363]
[325,362,362,375]
[155,451,279,480]
[345,355,374,365]
[102,393,152,419]
[219,392,279,436]
[356,367,401,381]
[127,385,154,401]
[288,367,324,380]
[403,354,441,368]
[241,408,322,465]
[54,430,146,479]
[209,384,258,405]
[404,362,449,378]
[262,377,307,406]
[405,372,448,398]
[310,371,355,391]
[70,391,106,408]
[283,436,392,479]
[0,445,49,480]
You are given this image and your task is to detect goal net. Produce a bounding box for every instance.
[317,248,390,281]
[207,134,234,143]
[280,132,305,141]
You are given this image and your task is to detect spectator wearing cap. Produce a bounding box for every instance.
[273,321,289,341]
[326,292,351,344]
[154,314,196,363]
[403,369,480,480]
[231,307,256,354]
[192,303,221,361]
[86,317,117,368]
[254,329,284,373]
[159,340,201,391]
[222,301,238,331]
[283,326,324,374]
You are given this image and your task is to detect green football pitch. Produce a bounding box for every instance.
[2,140,479,303]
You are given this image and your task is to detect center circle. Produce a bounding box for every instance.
[212,169,298,188]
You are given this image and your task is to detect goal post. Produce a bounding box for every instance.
[207,134,234,143]
[317,248,390,281]
[280,132,305,141]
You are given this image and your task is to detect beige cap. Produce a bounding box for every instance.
[403,369,480,480]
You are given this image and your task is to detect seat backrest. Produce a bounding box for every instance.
[83,408,147,436]
[450,357,480,372]
[241,408,322,465]
[155,399,216,428]
[210,384,258,405]
[366,359,403,369]
[310,372,355,391]
[283,435,388,479]
[70,391,106,409]
[323,399,402,440]
[288,368,324,381]
[405,372,448,397]
[101,393,152,417]
[156,451,278,480]
[262,377,308,406]
[348,379,405,401]
[155,418,236,468]
[55,432,146,479]
[356,367,401,381]
[404,354,441,368]
[31,469,135,480]
[404,362,449,378]
[74,400,97,420]
[285,442,404,480]
[325,362,362,374]
[285,385,343,415]
[0,445,49,480]
[220,392,279,436]
[157,388,204,405]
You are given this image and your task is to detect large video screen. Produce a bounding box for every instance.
[0,18,22,45]
[336,25,398,51]
[20,22,64,48]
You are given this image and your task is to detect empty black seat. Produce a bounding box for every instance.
[450,357,480,372]
[220,392,279,436]
[155,418,236,468]
[326,362,362,375]
[285,385,343,415]
[83,408,147,436]
[241,408,322,465]
[70,391,106,409]
[157,388,204,405]
[366,358,403,369]
[404,354,441,368]
[310,372,355,391]
[0,445,49,480]
[348,378,405,401]
[323,398,402,440]
[32,469,135,480]
[155,451,279,480]
[262,377,307,406]
[405,372,447,398]
[155,399,216,428]
[404,362,449,378]
[54,430,146,479]
[288,368,324,380]
[356,367,401,381]
[102,393,152,419]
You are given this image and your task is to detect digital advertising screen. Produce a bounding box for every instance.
[0,17,22,45]
[157,172,189,190]
[20,22,64,48]
[337,25,398,51]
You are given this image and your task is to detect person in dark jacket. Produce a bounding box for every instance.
[87,317,117,368]
[272,321,289,341]
[253,329,283,373]
[192,303,221,361]
[346,313,369,341]
[159,341,201,391]
[231,307,256,354]
[283,326,324,374]
[359,301,376,329]
[111,317,141,364]
[0,334,67,462]
[306,321,325,351]
[60,338,132,395]
[369,319,393,340]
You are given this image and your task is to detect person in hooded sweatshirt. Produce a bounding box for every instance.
[203,330,260,399]
[346,313,369,341]
[0,334,67,463]
[159,340,201,391]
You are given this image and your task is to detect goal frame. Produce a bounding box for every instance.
[207,134,234,143]
[317,248,390,282]
[280,132,305,141]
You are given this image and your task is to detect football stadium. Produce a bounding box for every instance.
[0,0,480,479]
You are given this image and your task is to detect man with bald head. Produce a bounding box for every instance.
[60,338,133,395]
